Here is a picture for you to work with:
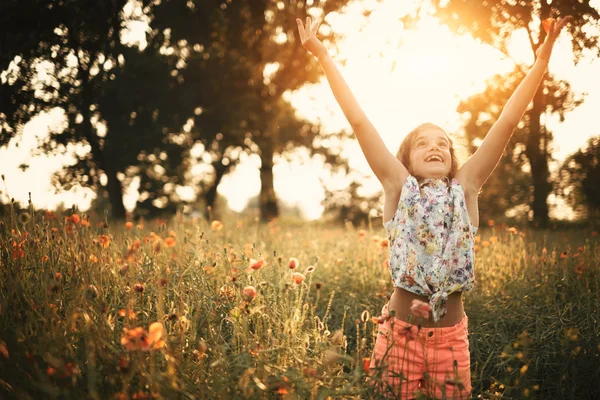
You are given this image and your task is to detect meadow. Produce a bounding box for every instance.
[0,206,599,399]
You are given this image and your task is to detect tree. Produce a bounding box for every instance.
[149,0,356,221]
[557,136,600,219]
[429,0,600,226]
[457,66,582,221]
[1,0,185,219]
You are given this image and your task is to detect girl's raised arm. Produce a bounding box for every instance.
[457,16,572,191]
[296,17,408,191]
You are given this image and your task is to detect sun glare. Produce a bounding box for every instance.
[1,0,598,220]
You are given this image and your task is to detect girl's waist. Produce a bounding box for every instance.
[388,287,464,328]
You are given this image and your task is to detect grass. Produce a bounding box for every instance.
[0,208,598,399]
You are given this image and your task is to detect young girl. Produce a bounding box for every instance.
[297,14,571,399]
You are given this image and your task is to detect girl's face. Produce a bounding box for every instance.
[408,128,452,179]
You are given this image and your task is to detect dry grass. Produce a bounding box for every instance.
[0,209,598,399]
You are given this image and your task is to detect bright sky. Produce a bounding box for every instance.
[1,1,598,220]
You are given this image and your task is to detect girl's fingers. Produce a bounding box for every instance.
[306,16,311,32]
[296,18,306,39]
[310,20,320,37]
[556,15,572,32]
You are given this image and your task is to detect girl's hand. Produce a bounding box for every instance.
[296,16,328,59]
[536,15,573,62]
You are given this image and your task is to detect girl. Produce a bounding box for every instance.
[297,14,571,399]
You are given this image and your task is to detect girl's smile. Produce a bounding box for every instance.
[409,128,452,179]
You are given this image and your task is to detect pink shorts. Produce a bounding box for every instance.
[368,303,472,399]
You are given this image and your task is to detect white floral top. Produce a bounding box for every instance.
[383,175,477,322]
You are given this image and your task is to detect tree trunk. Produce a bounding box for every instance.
[203,162,228,221]
[104,165,127,220]
[259,139,278,222]
[525,85,551,227]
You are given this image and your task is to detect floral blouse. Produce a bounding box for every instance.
[383,175,477,322]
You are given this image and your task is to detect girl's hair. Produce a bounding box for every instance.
[396,122,460,179]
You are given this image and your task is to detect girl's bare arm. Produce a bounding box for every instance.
[457,16,572,191]
[297,17,408,190]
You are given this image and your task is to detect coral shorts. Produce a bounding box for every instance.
[368,303,472,399]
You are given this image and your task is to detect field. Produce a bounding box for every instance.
[0,209,599,399]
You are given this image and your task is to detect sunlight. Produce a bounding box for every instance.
[2,0,599,220]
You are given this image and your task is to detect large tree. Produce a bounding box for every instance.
[457,66,582,221]
[1,0,188,219]
[429,0,600,226]
[149,0,355,221]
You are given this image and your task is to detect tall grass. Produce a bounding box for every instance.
[0,208,598,399]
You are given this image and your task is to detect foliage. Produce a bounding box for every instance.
[1,0,355,221]
[427,0,600,225]
[456,66,583,220]
[557,136,600,220]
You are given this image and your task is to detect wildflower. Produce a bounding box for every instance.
[70,214,81,224]
[383,259,389,268]
[288,257,299,269]
[242,286,257,301]
[19,212,31,224]
[358,229,366,239]
[474,235,481,244]
[489,236,498,244]
[118,309,137,319]
[410,299,431,320]
[219,285,236,300]
[152,238,162,254]
[306,265,315,273]
[133,283,144,293]
[575,263,584,275]
[520,364,528,375]
[592,231,598,237]
[120,322,165,351]
[291,272,305,285]
[118,357,129,373]
[211,220,223,231]
[12,240,25,259]
[80,218,90,227]
[86,285,99,299]
[488,219,495,227]
[89,254,99,263]
[398,324,416,341]
[379,238,389,248]
[560,251,568,259]
[125,221,133,229]
[564,327,578,341]
[507,227,518,234]
[482,240,490,247]
[249,258,265,270]
[168,230,176,237]
[165,237,176,247]
[98,235,110,248]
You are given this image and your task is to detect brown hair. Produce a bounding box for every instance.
[396,123,460,179]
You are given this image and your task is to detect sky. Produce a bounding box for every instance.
[1,1,599,220]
